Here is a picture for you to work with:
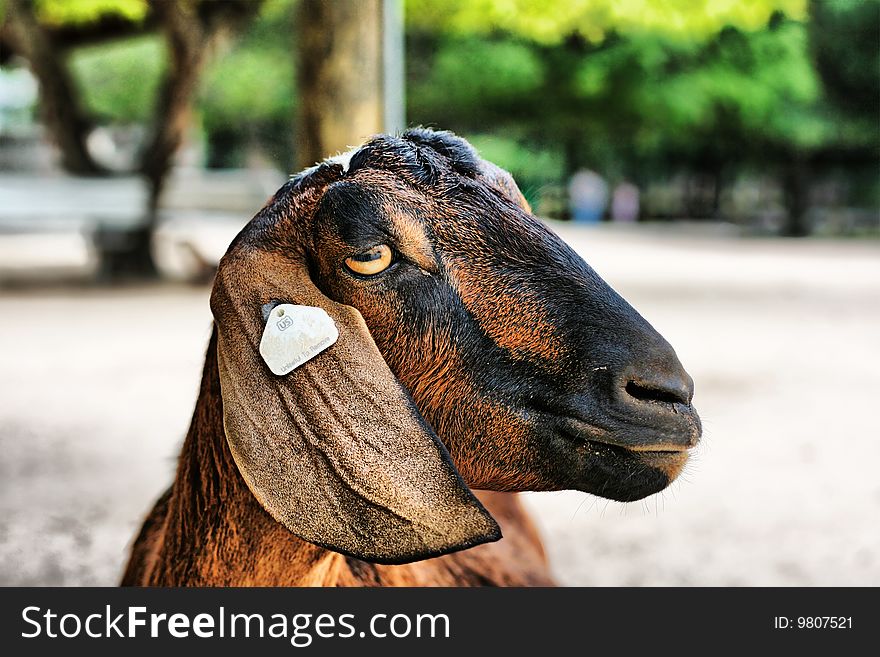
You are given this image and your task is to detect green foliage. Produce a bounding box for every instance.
[586,18,826,157]
[434,39,543,107]
[408,38,544,129]
[408,0,877,195]
[466,133,564,197]
[406,0,807,44]
[198,0,296,168]
[201,47,294,129]
[25,0,876,207]
[45,0,295,167]
[808,0,880,114]
[69,35,164,124]
[35,0,147,26]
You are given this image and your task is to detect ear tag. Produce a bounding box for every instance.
[259,304,339,375]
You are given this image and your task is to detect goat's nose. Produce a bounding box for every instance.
[624,370,693,407]
[620,343,695,409]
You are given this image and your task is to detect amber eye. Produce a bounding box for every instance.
[344,244,393,276]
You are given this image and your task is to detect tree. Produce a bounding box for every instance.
[199,2,296,171]
[405,0,877,233]
[407,8,821,191]
[407,0,807,44]
[0,0,262,277]
[801,0,880,233]
[296,0,392,170]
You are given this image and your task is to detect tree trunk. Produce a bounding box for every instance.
[140,1,211,227]
[130,0,259,278]
[4,0,103,174]
[296,0,384,169]
[3,0,261,280]
[782,155,811,237]
[710,160,725,220]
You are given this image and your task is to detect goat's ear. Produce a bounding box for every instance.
[210,246,500,565]
[478,160,532,213]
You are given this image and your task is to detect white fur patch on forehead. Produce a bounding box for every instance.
[293,147,359,182]
[327,148,356,173]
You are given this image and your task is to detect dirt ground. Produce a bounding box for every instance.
[1,223,878,586]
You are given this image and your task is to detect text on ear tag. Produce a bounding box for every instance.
[259,304,339,375]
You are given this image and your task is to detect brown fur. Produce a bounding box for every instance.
[122,331,553,586]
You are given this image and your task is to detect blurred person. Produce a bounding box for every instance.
[611,181,640,223]
[569,169,608,223]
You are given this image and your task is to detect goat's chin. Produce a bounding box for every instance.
[570,440,686,502]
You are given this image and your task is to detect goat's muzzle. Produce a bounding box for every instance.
[553,337,702,499]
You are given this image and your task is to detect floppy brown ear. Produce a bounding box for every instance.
[210,240,500,564]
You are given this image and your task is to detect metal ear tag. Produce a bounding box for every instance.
[259,304,339,375]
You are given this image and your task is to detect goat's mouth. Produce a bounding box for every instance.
[591,440,690,478]
[557,415,700,502]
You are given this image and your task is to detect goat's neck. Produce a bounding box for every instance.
[155,326,343,586]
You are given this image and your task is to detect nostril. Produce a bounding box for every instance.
[625,379,691,407]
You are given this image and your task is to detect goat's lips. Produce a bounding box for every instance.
[627,446,690,481]
[591,440,691,480]
[560,416,699,452]
[560,417,695,483]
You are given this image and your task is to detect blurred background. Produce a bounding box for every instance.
[0,0,878,586]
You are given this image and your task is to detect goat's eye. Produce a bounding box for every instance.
[344,244,393,276]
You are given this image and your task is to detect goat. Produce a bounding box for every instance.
[122,129,701,586]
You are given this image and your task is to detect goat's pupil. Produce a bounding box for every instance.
[355,248,383,262]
